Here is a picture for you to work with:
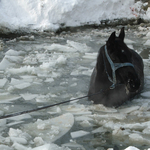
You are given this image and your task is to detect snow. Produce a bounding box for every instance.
[0,0,149,33]
[125,146,140,150]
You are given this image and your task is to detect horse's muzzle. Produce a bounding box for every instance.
[126,78,140,92]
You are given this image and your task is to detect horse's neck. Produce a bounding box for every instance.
[96,49,106,78]
[96,56,104,74]
[96,48,112,83]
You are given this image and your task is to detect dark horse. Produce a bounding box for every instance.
[88,27,144,107]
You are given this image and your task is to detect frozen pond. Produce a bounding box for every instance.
[0,25,150,150]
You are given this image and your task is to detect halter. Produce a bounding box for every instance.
[103,45,134,89]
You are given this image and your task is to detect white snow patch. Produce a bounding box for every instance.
[0,0,147,32]
[125,146,140,150]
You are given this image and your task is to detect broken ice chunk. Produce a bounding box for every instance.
[20,93,38,101]
[44,43,77,52]
[23,113,74,142]
[118,106,140,114]
[10,137,27,145]
[7,121,24,127]
[92,127,107,134]
[5,55,23,63]
[67,40,91,52]
[144,39,150,46]
[56,55,67,65]
[80,120,94,127]
[62,142,85,150]
[82,52,97,59]
[7,66,36,74]
[141,91,150,98]
[89,104,117,113]
[0,93,21,103]
[12,143,26,150]
[8,114,31,121]
[5,49,25,56]
[10,78,31,89]
[0,78,8,88]
[124,39,136,44]
[0,56,15,70]
[0,145,13,150]
[93,113,126,121]
[75,116,93,122]
[70,130,90,139]
[70,83,77,87]
[143,127,150,134]
[44,78,54,83]
[0,118,6,126]
[129,133,144,143]
[14,82,31,90]
[48,107,61,115]
[34,137,45,146]
[112,127,131,137]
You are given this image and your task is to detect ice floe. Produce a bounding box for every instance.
[0,27,149,150]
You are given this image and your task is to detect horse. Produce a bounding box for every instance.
[88,27,144,107]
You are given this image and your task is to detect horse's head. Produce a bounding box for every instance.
[105,27,140,93]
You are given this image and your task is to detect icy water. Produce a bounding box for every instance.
[0,26,150,150]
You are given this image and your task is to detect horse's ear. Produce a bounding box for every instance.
[107,31,116,44]
[119,27,125,41]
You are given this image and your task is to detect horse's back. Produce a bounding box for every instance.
[131,49,144,75]
[131,49,144,91]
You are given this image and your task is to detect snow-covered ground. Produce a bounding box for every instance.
[0,26,149,150]
[0,0,150,33]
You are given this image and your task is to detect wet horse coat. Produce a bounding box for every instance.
[88,28,144,107]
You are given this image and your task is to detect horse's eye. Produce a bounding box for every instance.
[122,50,125,53]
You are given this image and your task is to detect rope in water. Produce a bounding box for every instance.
[0,90,104,120]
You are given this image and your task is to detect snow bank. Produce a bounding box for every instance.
[0,0,149,33]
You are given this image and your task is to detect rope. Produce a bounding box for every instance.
[0,90,104,120]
